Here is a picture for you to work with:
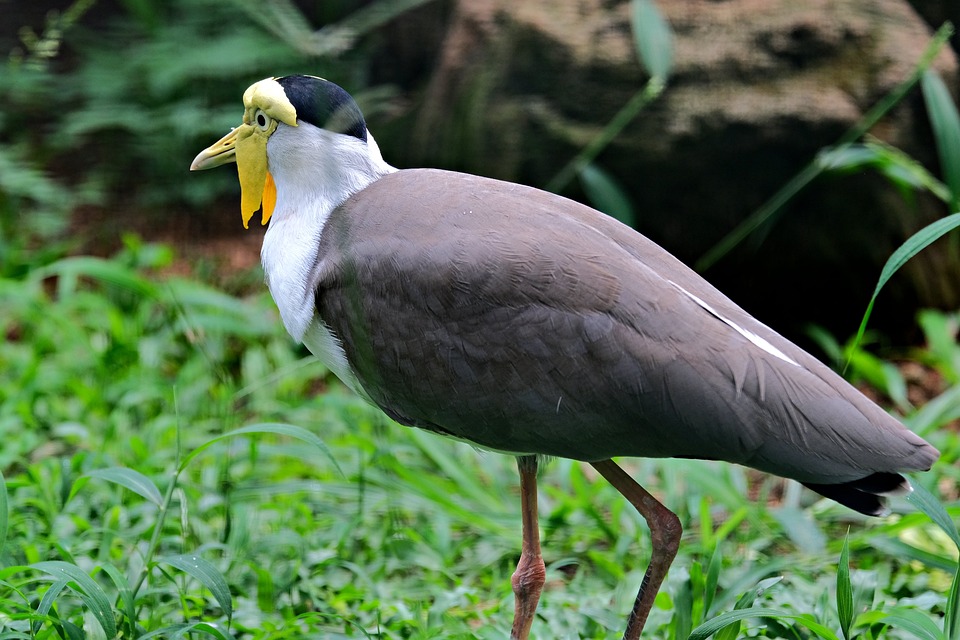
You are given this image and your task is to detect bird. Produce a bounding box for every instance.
[190,75,939,639]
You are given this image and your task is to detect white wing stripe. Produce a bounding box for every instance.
[669,281,801,367]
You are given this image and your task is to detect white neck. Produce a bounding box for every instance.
[260,123,396,342]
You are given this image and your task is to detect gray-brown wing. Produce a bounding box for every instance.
[314,169,937,488]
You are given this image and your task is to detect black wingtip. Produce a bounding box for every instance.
[803,472,911,517]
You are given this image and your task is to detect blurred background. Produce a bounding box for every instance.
[3,0,959,343]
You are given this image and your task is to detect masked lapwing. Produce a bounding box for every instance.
[191,75,939,639]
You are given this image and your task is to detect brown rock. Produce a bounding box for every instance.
[373,0,960,344]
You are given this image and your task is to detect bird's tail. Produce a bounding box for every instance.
[802,472,911,516]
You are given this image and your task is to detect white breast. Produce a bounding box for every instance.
[259,122,395,399]
[302,319,370,399]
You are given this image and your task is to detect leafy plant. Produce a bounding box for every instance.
[1,246,956,637]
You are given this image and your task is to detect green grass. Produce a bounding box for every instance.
[0,245,957,638]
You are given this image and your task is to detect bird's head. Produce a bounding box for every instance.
[190,75,380,229]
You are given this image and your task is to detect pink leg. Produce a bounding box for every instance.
[591,459,682,640]
[510,455,546,640]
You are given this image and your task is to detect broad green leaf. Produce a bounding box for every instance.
[83,467,163,507]
[905,481,960,549]
[31,561,117,639]
[837,534,853,640]
[179,422,341,475]
[850,212,960,359]
[630,0,673,79]
[922,69,960,210]
[579,163,636,226]
[159,553,233,620]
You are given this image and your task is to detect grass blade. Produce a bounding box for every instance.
[703,545,722,616]
[179,422,341,475]
[159,553,233,620]
[922,69,960,210]
[31,561,117,639]
[405,428,504,513]
[905,479,960,639]
[837,533,853,640]
[691,607,840,640]
[172,622,237,640]
[631,0,673,78]
[712,598,748,640]
[819,140,952,203]
[876,608,946,640]
[0,471,7,558]
[31,255,158,298]
[83,467,164,507]
[579,163,636,226]
[98,562,137,635]
[849,212,960,359]
[947,563,960,640]
[905,477,960,550]
[544,0,671,195]
[140,622,238,640]
[545,80,666,193]
[904,382,960,437]
[33,578,68,633]
[714,576,782,640]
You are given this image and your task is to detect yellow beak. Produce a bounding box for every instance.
[190,124,277,229]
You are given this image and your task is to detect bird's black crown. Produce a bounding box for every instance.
[277,75,367,142]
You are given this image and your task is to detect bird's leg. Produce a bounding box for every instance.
[591,459,682,640]
[510,455,546,640]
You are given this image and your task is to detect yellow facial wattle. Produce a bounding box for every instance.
[189,77,298,228]
[234,124,271,229]
[262,172,277,224]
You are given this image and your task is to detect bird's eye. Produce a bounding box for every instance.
[255,110,271,130]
